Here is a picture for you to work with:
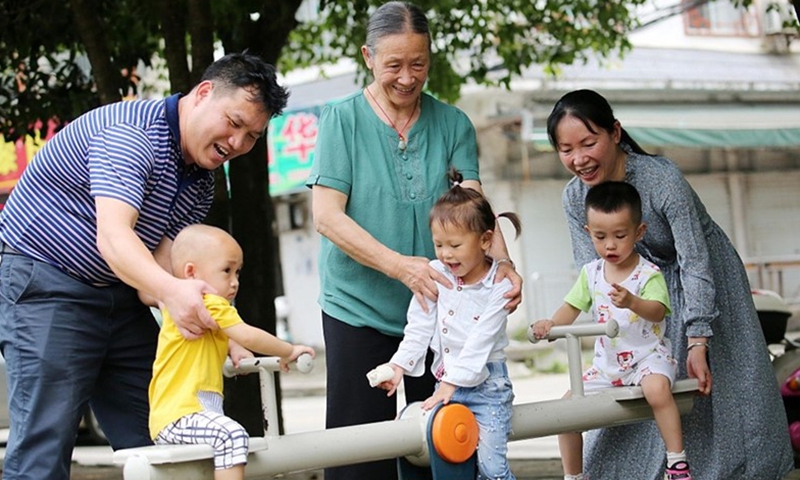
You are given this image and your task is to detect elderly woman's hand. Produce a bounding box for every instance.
[394,255,452,312]
[494,261,523,312]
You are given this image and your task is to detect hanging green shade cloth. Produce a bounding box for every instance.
[532,103,800,149]
[618,104,800,148]
[627,126,799,148]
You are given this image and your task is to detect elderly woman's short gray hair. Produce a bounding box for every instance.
[364,1,431,56]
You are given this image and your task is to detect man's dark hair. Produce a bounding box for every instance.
[585,181,643,225]
[200,52,290,118]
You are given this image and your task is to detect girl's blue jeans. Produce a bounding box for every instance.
[447,361,516,480]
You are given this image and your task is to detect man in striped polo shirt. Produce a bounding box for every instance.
[0,53,289,480]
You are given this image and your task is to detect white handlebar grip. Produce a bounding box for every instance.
[604,319,620,338]
[366,364,395,387]
[296,353,314,374]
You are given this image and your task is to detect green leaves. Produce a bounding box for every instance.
[0,0,656,136]
[0,0,161,137]
[282,0,649,102]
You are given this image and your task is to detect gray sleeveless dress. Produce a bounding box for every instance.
[561,150,793,480]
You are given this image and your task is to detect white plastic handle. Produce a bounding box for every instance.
[528,319,619,344]
[223,353,315,377]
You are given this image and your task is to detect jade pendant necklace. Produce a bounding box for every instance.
[365,86,418,151]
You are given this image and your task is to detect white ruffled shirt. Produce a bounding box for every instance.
[390,259,512,387]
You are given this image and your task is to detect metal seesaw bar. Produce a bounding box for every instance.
[120,414,434,480]
[515,319,699,440]
[117,321,699,479]
[528,320,620,397]
[116,354,442,479]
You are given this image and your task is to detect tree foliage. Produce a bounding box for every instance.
[283,0,650,103]
[2,0,799,134]
[0,0,161,138]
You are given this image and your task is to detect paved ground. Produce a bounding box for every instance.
[64,451,800,480]
[69,459,567,480]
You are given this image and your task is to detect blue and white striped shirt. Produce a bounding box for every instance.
[0,94,214,286]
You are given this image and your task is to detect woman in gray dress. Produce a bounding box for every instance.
[547,89,793,480]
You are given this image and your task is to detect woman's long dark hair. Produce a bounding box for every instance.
[546,89,650,156]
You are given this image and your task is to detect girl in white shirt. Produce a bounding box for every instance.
[373,169,521,480]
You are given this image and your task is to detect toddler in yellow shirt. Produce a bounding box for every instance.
[148,224,314,480]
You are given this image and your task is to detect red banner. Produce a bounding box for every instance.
[0,119,59,193]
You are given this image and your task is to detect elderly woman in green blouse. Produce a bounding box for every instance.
[306,2,521,479]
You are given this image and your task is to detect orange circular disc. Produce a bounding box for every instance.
[430,404,479,463]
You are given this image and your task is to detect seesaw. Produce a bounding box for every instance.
[114,320,699,479]
[512,320,698,441]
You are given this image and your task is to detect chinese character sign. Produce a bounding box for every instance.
[267,106,321,196]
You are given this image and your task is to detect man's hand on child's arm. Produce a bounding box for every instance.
[163,278,219,339]
[422,382,457,411]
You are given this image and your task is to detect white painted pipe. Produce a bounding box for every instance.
[222,354,314,437]
[527,320,620,344]
[509,379,698,440]
[119,377,698,479]
[119,338,700,479]
[528,320,620,396]
[120,404,431,480]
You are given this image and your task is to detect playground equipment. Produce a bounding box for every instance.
[115,353,478,479]
[517,320,699,440]
[114,320,699,479]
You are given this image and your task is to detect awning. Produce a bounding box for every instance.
[618,104,800,148]
[532,103,800,149]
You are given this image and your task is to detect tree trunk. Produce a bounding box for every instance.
[253,1,303,61]
[69,0,119,104]
[159,0,191,94]
[188,0,214,85]
[224,138,281,435]
[205,169,232,231]
[221,0,303,436]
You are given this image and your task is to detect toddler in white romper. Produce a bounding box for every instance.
[577,256,677,391]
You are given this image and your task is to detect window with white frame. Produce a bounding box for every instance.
[682,0,760,37]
